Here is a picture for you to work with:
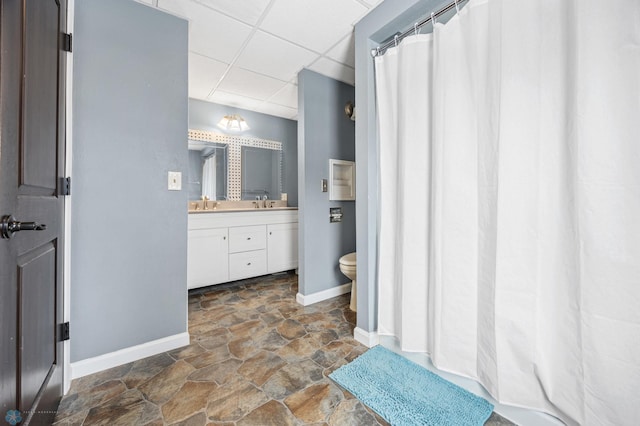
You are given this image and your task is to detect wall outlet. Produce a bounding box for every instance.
[168,171,182,191]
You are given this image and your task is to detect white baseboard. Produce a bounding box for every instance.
[354,327,379,348]
[63,340,71,393]
[296,282,351,306]
[70,332,190,380]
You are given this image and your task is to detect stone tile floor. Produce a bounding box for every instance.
[54,272,516,425]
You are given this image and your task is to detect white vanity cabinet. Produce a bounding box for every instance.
[187,210,298,289]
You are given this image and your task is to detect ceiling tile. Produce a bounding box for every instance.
[208,90,261,110]
[217,67,287,100]
[325,32,356,68]
[259,0,367,53]
[194,0,271,26]
[309,58,355,86]
[189,53,229,100]
[268,83,298,109]
[253,102,298,120]
[235,31,318,82]
[158,0,252,63]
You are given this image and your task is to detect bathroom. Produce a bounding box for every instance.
[61,0,363,422]
[7,0,636,424]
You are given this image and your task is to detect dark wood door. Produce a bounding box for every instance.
[0,0,67,424]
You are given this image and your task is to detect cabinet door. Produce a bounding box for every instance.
[267,223,299,273]
[187,228,229,289]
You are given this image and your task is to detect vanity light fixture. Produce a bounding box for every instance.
[217,114,250,132]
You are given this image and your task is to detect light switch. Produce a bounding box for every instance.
[168,171,182,191]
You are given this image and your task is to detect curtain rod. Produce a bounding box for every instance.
[371,0,469,57]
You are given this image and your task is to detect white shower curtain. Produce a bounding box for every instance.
[202,154,217,200]
[376,1,640,425]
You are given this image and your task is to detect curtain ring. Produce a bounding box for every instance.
[394,35,399,46]
[454,0,460,13]
[431,12,437,27]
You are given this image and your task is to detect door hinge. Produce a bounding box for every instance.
[59,177,70,196]
[60,322,70,341]
[62,33,72,52]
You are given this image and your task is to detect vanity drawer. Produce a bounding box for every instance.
[229,225,266,253]
[229,250,267,281]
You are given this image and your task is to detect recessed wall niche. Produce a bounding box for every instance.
[329,159,355,201]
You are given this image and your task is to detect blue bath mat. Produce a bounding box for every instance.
[329,346,494,426]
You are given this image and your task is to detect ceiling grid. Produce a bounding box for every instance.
[137,0,383,120]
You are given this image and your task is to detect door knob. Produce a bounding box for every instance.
[1,215,47,239]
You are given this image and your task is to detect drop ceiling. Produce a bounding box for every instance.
[137,0,383,120]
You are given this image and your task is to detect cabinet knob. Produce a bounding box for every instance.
[247,262,252,266]
[247,237,251,240]
[223,236,226,240]
[269,232,272,235]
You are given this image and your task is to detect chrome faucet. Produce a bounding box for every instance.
[262,194,268,208]
[201,195,209,210]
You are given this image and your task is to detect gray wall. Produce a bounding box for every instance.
[298,69,356,296]
[71,0,188,361]
[354,0,446,333]
[189,99,298,206]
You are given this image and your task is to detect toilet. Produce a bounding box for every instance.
[339,252,357,312]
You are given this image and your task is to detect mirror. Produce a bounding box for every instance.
[188,140,228,201]
[187,130,283,202]
[241,146,282,200]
